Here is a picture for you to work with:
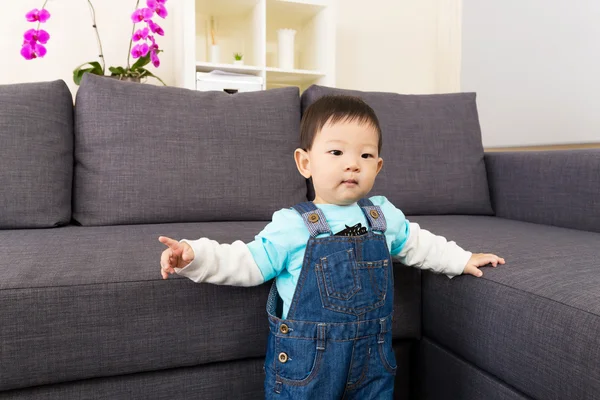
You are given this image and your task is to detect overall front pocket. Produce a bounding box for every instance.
[316,249,389,315]
[319,249,361,300]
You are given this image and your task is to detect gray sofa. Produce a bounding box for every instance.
[1,74,599,400]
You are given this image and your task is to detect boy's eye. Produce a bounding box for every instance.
[362,154,373,159]
[329,150,342,156]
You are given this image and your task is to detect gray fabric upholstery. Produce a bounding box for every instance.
[416,338,530,400]
[301,85,493,216]
[0,222,420,391]
[0,343,414,400]
[0,358,266,400]
[0,80,73,229]
[392,341,416,400]
[73,74,306,226]
[486,150,600,233]
[411,215,600,400]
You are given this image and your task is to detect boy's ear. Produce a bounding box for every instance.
[294,148,311,179]
[376,157,384,175]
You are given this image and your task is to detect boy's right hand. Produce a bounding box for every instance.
[158,236,195,279]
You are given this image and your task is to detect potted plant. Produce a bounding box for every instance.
[21,0,168,85]
[233,52,244,65]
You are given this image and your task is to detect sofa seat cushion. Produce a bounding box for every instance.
[0,222,420,391]
[412,215,600,400]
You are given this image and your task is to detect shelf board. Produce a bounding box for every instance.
[196,62,263,76]
[274,0,328,6]
[195,0,260,17]
[266,67,325,84]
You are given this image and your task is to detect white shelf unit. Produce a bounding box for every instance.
[173,0,335,92]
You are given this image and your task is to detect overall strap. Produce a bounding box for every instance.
[357,198,387,233]
[291,202,333,237]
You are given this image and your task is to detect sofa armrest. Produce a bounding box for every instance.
[484,149,600,233]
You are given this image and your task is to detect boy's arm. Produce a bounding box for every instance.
[174,238,264,287]
[393,222,472,278]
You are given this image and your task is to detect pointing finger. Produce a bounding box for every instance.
[159,236,180,249]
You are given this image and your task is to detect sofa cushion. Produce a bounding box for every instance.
[301,85,493,216]
[0,222,420,391]
[0,80,73,229]
[73,74,306,226]
[412,215,600,400]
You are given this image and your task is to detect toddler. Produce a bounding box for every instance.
[159,95,504,399]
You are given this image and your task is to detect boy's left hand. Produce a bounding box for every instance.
[463,253,505,277]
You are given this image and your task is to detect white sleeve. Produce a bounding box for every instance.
[173,238,265,287]
[392,222,472,279]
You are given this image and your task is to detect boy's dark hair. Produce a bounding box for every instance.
[300,95,382,154]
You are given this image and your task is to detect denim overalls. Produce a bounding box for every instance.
[264,198,397,399]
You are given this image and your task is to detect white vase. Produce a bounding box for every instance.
[277,29,296,70]
[233,60,244,65]
[210,45,220,64]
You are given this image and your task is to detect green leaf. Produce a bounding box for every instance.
[73,67,94,86]
[131,54,151,70]
[72,61,105,85]
[136,68,167,86]
[108,66,126,76]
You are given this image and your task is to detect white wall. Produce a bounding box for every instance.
[0,0,175,95]
[335,0,439,94]
[462,0,600,148]
[1,0,441,96]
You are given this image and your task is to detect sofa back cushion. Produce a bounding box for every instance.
[0,80,73,229]
[73,74,306,226]
[301,85,493,215]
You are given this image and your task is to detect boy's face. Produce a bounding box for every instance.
[294,119,383,205]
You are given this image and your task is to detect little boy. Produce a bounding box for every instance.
[159,95,505,399]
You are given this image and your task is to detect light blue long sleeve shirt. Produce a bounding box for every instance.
[246,196,409,319]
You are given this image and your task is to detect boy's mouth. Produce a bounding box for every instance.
[342,179,358,186]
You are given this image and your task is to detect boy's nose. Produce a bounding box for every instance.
[345,162,360,172]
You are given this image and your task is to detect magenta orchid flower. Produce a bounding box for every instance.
[147,20,164,36]
[150,50,160,67]
[131,43,150,58]
[20,42,47,60]
[131,7,154,23]
[133,27,150,42]
[25,8,50,23]
[21,2,168,86]
[24,29,50,44]
[147,0,168,18]
[21,8,51,60]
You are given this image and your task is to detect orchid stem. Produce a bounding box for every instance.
[36,0,49,31]
[87,0,105,74]
[126,0,142,70]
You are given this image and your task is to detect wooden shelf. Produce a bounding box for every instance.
[174,0,335,90]
[266,67,325,84]
[196,62,263,76]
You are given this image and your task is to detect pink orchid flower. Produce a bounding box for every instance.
[131,43,150,58]
[133,27,150,42]
[147,0,168,18]
[147,20,164,36]
[20,42,47,60]
[131,7,154,23]
[150,50,160,67]
[24,29,50,44]
[25,8,50,23]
